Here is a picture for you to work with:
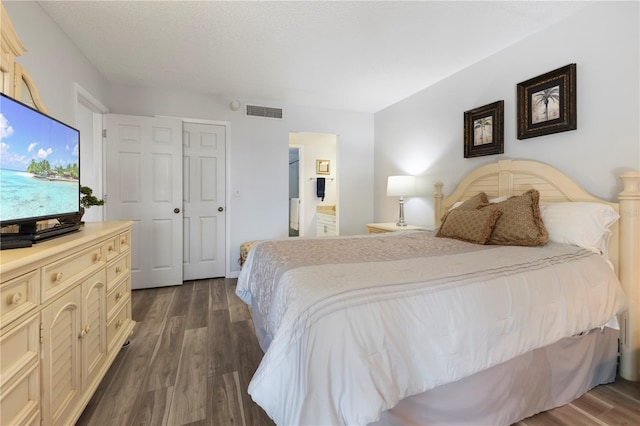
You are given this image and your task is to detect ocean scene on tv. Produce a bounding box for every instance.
[0,96,80,222]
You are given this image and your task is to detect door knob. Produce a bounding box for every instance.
[174,208,180,213]
[218,207,224,212]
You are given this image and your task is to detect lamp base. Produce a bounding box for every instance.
[396,196,407,227]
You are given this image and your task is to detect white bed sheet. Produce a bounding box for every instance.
[236,233,626,425]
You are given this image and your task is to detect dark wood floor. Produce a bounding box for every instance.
[77,278,640,426]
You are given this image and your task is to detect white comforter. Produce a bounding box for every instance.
[236,231,626,425]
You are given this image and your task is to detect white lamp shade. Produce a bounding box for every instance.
[387,175,417,197]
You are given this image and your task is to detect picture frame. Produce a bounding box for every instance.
[517,63,576,140]
[316,159,330,175]
[464,100,504,158]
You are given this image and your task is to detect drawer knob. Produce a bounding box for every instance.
[92,252,103,262]
[79,327,87,339]
[116,291,124,301]
[121,239,126,245]
[115,266,122,274]
[53,272,64,282]
[116,319,124,329]
[108,245,115,252]
[8,292,23,305]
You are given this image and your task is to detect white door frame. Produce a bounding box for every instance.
[160,116,231,277]
[73,83,109,222]
[289,144,305,236]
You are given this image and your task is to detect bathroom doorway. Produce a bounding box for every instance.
[288,132,338,237]
[289,146,301,236]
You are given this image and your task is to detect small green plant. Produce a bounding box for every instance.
[80,186,105,209]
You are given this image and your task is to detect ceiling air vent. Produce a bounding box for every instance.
[246,104,283,119]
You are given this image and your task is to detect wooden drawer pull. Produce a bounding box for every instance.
[115,266,122,274]
[7,292,23,305]
[53,272,64,282]
[108,245,115,252]
[92,252,103,262]
[115,291,125,302]
[121,239,127,245]
[115,319,124,329]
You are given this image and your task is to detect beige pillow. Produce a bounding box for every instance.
[436,208,503,244]
[456,192,489,210]
[481,189,549,246]
[441,192,489,225]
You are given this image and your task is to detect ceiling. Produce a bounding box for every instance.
[37,1,589,114]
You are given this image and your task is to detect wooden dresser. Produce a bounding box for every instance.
[0,221,135,426]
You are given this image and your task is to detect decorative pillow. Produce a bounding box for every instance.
[539,202,619,256]
[436,208,503,244]
[449,194,506,211]
[455,193,489,210]
[480,189,549,246]
[443,193,489,224]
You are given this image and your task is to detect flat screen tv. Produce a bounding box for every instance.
[0,92,81,245]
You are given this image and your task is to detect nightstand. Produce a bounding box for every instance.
[366,223,428,234]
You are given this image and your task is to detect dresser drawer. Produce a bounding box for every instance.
[0,313,39,382]
[0,359,39,426]
[106,277,130,320]
[103,235,120,262]
[107,302,132,353]
[106,253,130,291]
[42,243,105,302]
[118,230,131,253]
[0,312,40,426]
[0,270,39,328]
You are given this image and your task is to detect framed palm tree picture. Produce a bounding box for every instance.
[464,100,504,158]
[517,64,576,139]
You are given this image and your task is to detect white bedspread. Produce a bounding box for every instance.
[236,231,626,425]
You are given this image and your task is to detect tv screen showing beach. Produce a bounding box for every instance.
[0,94,80,224]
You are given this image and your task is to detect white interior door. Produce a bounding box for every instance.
[182,122,226,280]
[105,114,183,289]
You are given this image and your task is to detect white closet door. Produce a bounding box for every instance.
[182,122,226,280]
[105,114,183,289]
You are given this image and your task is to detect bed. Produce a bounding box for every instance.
[236,159,640,425]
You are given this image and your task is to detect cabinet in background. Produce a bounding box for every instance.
[316,205,337,237]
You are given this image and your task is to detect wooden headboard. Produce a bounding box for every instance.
[433,159,640,382]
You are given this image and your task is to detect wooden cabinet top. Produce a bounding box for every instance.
[1,221,133,274]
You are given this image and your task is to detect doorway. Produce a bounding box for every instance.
[75,84,108,223]
[289,146,301,236]
[288,132,338,237]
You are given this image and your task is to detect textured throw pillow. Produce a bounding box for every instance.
[436,208,503,244]
[480,189,549,246]
[456,192,489,210]
[442,193,489,224]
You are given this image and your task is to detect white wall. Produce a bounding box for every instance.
[107,88,373,273]
[4,1,111,128]
[5,1,374,276]
[374,1,640,229]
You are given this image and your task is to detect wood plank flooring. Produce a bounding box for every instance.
[77,278,640,426]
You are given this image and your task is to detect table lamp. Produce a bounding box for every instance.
[387,175,417,226]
